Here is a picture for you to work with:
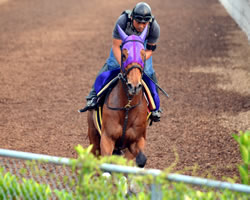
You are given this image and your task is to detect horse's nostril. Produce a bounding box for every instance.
[127,83,142,95]
[136,83,142,91]
[127,83,133,90]
[136,84,142,94]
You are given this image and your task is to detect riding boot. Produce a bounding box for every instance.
[149,73,162,122]
[79,63,110,112]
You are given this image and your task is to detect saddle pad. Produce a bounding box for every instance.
[94,106,103,135]
[141,79,156,111]
[96,77,156,111]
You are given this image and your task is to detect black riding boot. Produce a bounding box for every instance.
[149,73,162,122]
[79,63,110,112]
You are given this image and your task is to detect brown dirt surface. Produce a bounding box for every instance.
[0,0,249,181]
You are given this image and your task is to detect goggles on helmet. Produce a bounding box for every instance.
[133,15,151,23]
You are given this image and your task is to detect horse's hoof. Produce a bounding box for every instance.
[136,151,147,168]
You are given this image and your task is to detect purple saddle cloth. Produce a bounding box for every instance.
[94,68,160,111]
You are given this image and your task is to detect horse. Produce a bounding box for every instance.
[87,25,149,168]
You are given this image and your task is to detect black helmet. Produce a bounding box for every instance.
[132,2,152,23]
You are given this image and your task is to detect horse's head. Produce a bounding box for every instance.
[117,25,147,96]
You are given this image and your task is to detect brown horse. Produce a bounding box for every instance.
[87,25,149,167]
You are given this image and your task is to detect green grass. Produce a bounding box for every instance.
[0,131,249,199]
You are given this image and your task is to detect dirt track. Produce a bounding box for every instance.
[0,0,249,181]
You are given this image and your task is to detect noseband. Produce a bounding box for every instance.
[120,65,143,83]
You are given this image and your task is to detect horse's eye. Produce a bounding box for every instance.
[140,49,146,60]
[122,54,127,62]
[122,49,128,62]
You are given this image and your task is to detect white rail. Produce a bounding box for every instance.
[219,0,250,40]
[0,148,250,194]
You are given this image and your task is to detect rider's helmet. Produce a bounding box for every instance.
[131,2,153,23]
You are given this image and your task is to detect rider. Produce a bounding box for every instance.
[81,2,162,122]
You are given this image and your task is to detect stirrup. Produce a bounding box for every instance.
[78,97,98,113]
[149,109,162,125]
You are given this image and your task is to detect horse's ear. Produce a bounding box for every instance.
[117,25,128,41]
[140,24,148,42]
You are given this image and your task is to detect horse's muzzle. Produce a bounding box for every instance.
[127,82,142,95]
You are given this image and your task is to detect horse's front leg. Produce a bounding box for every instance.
[100,133,115,156]
[128,137,147,168]
[87,111,101,156]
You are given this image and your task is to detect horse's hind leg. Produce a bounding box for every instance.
[87,111,101,156]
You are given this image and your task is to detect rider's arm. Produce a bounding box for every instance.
[145,50,153,60]
[145,19,159,60]
[145,43,156,60]
[114,39,155,62]
[112,38,123,65]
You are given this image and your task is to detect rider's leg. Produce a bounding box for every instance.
[144,57,162,122]
[149,72,162,121]
[150,72,159,93]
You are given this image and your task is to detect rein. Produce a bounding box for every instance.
[104,73,143,151]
